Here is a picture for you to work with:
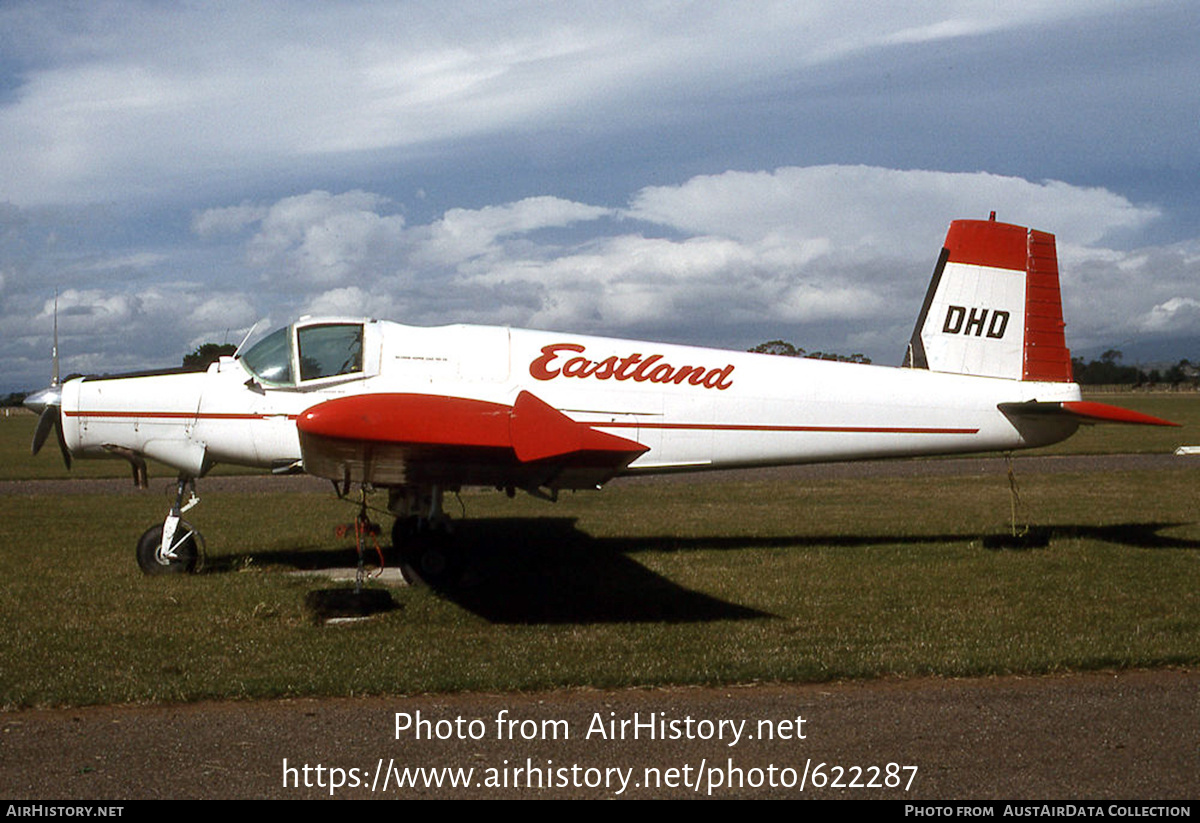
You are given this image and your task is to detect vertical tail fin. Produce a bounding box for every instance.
[905,216,1073,382]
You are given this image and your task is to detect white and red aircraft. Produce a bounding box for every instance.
[26,216,1175,584]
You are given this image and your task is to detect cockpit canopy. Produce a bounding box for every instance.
[240,319,374,387]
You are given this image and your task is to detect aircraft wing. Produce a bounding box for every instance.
[295,390,650,491]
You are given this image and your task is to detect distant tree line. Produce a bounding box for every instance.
[749,340,872,364]
[2,343,237,408]
[182,342,238,370]
[748,341,1200,386]
[1072,349,1198,387]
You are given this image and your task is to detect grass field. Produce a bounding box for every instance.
[1,394,1197,708]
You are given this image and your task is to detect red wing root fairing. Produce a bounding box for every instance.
[298,390,649,491]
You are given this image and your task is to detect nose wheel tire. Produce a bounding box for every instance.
[136,522,200,575]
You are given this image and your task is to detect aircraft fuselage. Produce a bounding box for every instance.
[59,317,1083,487]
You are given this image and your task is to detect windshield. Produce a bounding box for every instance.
[240,326,293,385]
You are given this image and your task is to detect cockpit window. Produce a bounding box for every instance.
[297,323,363,381]
[240,326,293,385]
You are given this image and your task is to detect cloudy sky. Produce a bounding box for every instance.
[2,1,1198,392]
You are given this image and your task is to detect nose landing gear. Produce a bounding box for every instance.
[136,474,203,574]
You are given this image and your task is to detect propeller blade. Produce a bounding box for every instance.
[25,383,64,455]
[51,290,60,387]
[53,412,72,470]
[28,291,71,469]
[32,406,55,456]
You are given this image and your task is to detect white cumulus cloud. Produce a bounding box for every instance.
[1137,297,1200,335]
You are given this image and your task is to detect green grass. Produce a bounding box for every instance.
[1,466,1197,708]
[2,392,1197,707]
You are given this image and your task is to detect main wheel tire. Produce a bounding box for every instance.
[136,521,200,575]
[392,517,463,587]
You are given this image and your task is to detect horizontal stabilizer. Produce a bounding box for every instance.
[998,400,1178,427]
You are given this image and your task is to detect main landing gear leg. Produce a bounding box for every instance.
[136,474,203,574]
[388,484,463,587]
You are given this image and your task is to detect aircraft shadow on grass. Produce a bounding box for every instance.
[1048,521,1200,551]
[206,518,1200,624]
[210,517,771,624]
[605,521,1200,553]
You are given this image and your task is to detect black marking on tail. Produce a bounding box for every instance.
[903,246,949,369]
